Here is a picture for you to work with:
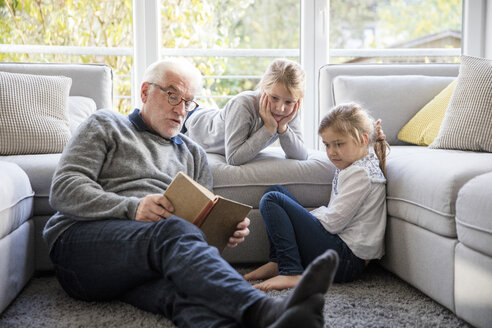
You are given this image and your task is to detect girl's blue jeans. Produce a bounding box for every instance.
[259,185,366,283]
[49,216,263,328]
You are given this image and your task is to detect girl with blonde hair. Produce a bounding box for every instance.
[184,58,308,165]
[245,103,389,290]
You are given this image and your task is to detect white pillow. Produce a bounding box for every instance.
[0,71,72,155]
[429,55,492,152]
[68,96,97,134]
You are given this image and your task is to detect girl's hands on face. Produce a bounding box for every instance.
[277,100,300,134]
[259,92,278,134]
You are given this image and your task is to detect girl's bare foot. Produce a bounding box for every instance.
[253,275,302,291]
[244,262,279,281]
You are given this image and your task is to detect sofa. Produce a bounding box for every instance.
[1,60,491,328]
[316,61,492,328]
[0,62,113,313]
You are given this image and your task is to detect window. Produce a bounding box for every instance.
[0,0,133,113]
[157,0,300,110]
[328,0,463,64]
[1,0,478,149]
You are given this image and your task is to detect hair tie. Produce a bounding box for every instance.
[374,119,386,141]
[377,134,386,142]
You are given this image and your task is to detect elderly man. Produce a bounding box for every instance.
[43,59,338,328]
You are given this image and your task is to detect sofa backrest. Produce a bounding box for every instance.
[0,62,113,110]
[318,63,459,145]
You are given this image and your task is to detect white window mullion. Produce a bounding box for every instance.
[463,0,486,57]
[487,0,492,58]
[301,0,329,149]
[132,0,161,108]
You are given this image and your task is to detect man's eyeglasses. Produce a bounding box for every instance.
[150,83,199,112]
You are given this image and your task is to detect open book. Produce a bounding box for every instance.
[164,171,252,251]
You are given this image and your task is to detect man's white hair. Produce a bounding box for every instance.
[142,58,203,94]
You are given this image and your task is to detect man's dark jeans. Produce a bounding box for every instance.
[49,216,263,328]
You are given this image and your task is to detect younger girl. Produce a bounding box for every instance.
[245,103,389,290]
[184,58,308,165]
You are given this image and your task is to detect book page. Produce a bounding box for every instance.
[164,172,214,224]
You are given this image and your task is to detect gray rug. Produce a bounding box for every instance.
[0,263,471,327]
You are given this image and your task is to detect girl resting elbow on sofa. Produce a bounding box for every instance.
[184,58,308,165]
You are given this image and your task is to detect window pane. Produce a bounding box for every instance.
[329,0,462,64]
[160,0,300,109]
[0,0,133,113]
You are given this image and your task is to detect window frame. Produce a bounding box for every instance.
[1,0,485,148]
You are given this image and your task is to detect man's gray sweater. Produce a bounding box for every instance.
[43,109,212,252]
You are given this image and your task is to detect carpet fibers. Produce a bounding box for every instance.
[0,263,472,327]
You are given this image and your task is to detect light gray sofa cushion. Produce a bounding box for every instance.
[383,216,457,311]
[207,148,335,208]
[332,75,455,145]
[0,62,112,110]
[68,96,97,134]
[386,146,492,237]
[455,243,492,328]
[456,172,492,257]
[0,162,34,239]
[0,220,35,313]
[1,154,61,216]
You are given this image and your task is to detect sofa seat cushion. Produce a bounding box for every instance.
[0,161,34,239]
[207,148,335,209]
[386,146,492,237]
[456,172,492,257]
[0,154,61,216]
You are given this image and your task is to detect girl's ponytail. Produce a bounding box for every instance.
[373,120,390,177]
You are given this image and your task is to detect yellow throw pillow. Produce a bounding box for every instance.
[398,80,457,146]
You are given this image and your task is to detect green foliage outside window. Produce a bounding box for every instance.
[0,0,301,113]
[0,0,461,113]
[160,0,300,109]
[0,0,134,113]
